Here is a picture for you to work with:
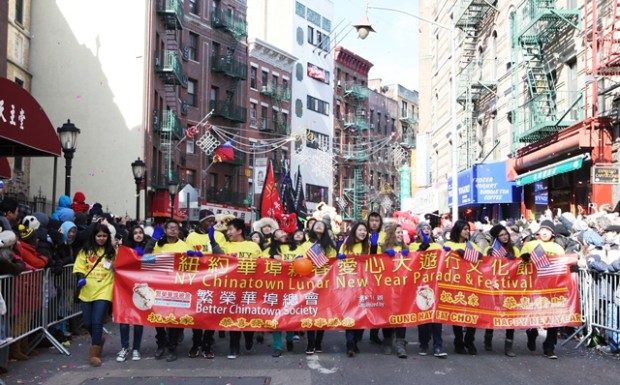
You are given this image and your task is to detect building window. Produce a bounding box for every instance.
[250,103,257,127]
[15,0,24,25]
[305,129,329,151]
[14,156,23,171]
[307,26,314,45]
[188,32,198,61]
[306,95,329,116]
[187,79,197,106]
[272,74,278,90]
[261,70,268,88]
[186,136,195,154]
[250,67,258,89]
[189,0,199,15]
[272,108,279,130]
[261,105,268,129]
[186,169,196,186]
[307,63,330,84]
[306,184,327,203]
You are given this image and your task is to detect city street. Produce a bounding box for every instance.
[1,323,618,385]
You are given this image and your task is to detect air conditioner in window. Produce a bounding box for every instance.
[261,85,269,93]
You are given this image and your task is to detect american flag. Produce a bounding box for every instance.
[537,256,570,277]
[141,253,176,272]
[530,243,551,269]
[491,239,507,258]
[306,243,329,268]
[463,241,479,263]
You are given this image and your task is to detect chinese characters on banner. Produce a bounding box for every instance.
[113,247,581,331]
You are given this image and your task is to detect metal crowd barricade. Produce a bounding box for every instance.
[0,264,82,360]
[563,269,620,349]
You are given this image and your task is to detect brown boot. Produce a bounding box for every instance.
[89,345,102,367]
[10,341,29,361]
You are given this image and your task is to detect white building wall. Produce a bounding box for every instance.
[29,0,148,215]
[249,0,334,210]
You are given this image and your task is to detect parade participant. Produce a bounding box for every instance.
[223,218,263,359]
[261,229,296,357]
[249,231,268,250]
[302,220,337,354]
[409,221,447,359]
[483,224,520,357]
[520,219,565,359]
[252,217,278,249]
[114,225,151,362]
[366,212,385,345]
[145,219,188,362]
[444,219,482,355]
[73,224,116,367]
[339,221,371,357]
[304,217,317,240]
[185,209,223,359]
[378,223,408,356]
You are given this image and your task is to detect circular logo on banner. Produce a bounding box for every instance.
[132,283,156,311]
[416,285,435,311]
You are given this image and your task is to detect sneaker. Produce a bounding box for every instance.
[131,350,141,361]
[305,346,315,355]
[544,349,557,359]
[116,348,129,362]
[166,349,177,362]
[465,343,477,356]
[188,345,200,358]
[227,352,238,359]
[314,343,323,353]
[154,347,165,359]
[272,349,282,358]
[434,348,448,358]
[293,335,301,341]
[418,346,428,356]
[600,346,620,355]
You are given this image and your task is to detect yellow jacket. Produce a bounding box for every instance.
[73,247,116,302]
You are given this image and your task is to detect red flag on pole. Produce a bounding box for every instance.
[260,161,283,220]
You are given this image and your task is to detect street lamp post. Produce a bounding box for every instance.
[354,5,459,221]
[131,157,146,221]
[168,180,178,219]
[57,120,81,197]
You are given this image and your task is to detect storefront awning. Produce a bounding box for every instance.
[0,77,62,157]
[448,160,521,207]
[514,153,588,187]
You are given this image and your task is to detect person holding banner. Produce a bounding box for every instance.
[303,220,337,355]
[444,220,482,355]
[366,212,386,346]
[409,221,448,359]
[338,221,372,357]
[185,209,224,360]
[73,223,117,367]
[520,219,565,359]
[222,218,263,359]
[145,219,189,363]
[483,224,520,357]
[115,224,151,362]
[377,223,409,357]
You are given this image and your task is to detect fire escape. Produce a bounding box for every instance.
[155,0,185,185]
[511,0,580,148]
[209,5,248,166]
[454,0,497,170]
[340,81,369,222]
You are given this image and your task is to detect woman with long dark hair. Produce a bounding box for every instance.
[483,224,520,357]
[339,221,371,357]
[73,223,117,367]
[444,220,481,355]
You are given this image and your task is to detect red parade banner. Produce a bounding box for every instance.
[112,247,581,331]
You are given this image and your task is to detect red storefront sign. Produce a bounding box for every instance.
[113,247,580,331]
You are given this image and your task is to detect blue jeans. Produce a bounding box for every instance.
[119,324,144,351]
[81,300,110,346]
[608,301,619,351]
[419,323,443,350]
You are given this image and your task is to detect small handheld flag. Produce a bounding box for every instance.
[463,241,479,263]
[491,239,507,258]
[530,243,551,269]
[306,242,329,268]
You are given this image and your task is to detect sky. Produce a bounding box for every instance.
[333,0,420,91]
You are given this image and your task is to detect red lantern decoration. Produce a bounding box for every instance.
[293,258,313,276]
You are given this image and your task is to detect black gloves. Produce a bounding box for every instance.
[456,249,465,258]
[570,264,580,273]
[521,253,530,263]
[419,242,430,251]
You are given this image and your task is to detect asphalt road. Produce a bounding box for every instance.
[1,323,618,385]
